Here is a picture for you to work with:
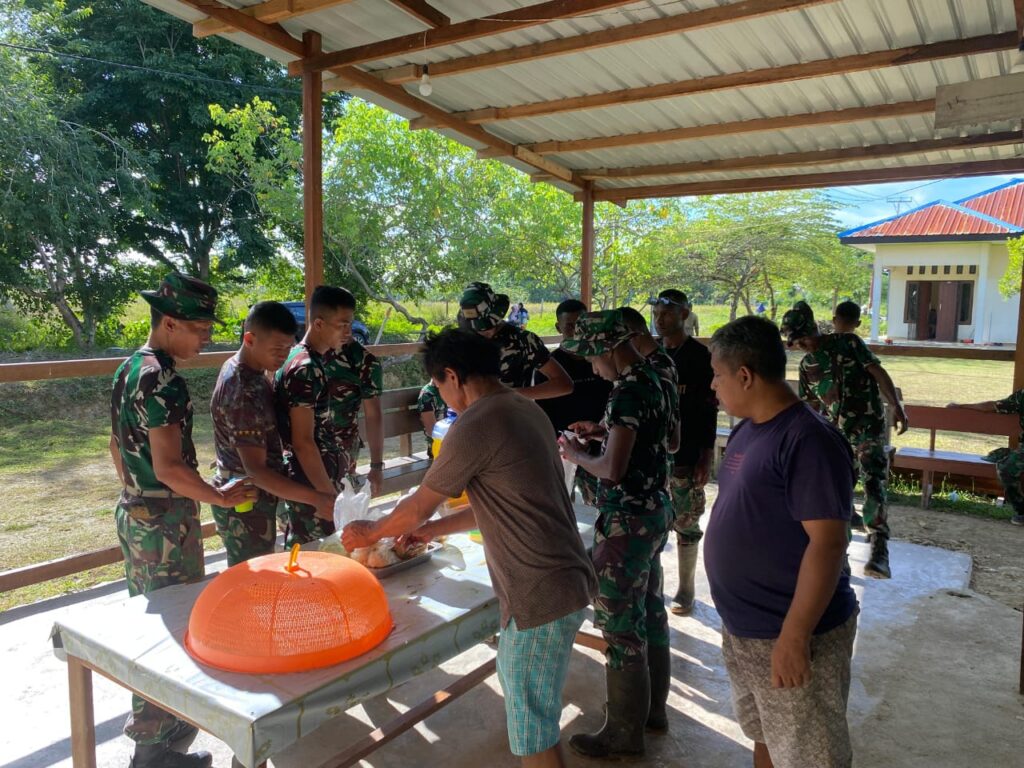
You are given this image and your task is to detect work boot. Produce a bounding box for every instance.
[670,541,699,616]
[163,721,198,752]
[1011,513,1024,526]
[850,510,866,532]
[646,644,672,734]
[864,534,891,579]
[570,665,649,758]
[130,743,212,768]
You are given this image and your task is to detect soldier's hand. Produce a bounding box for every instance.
[312,491,336,521]
[219,480,258,508]
[367,467,384,498]
[894,407,910,435]
[569,420,605,440]
[342,520,379,551]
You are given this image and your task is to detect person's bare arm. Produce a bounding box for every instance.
[416,506,478,539]
[519,357,573,400]
[236,445,335,520]
[289,406,335,494]
[342,485,447,550]
[947,400,998,411]
[561,425,636,482]
[109,435,126,485]
[771,518,849,688]
[866,363,909,434]
[150,425,255,507]
[420,409,438,436]
[363,397,384,496]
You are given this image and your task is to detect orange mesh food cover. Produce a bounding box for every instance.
[185,547,394,674]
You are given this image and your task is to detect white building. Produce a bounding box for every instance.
[839,179,1023,345]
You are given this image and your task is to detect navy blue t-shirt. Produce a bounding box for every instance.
[704,401,859,639]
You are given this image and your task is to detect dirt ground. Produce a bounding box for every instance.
[889,502,1023,611]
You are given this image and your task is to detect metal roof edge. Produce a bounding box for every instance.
[837,199,956,238]
[952,177,1024,205]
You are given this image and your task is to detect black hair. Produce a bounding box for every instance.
[245,301,298,336]
[835,301,861,321]
[658,288,689,306]
[618,306,651,335]
[422,328,501,382]
[709,316,787,381]
[556,298,587,318]
[310,285,356,319]
[150,306,164,329]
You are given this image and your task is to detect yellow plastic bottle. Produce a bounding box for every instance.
[431,410,474,537]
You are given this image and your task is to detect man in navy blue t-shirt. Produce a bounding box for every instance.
[704,316,859,768]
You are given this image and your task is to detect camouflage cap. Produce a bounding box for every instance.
[780,300,816,343]
[561,309,638,357]
[458,281,505,331]
[141,273,219,323]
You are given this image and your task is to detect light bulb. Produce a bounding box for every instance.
[418,67,432,97]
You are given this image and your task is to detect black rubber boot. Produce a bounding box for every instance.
[569,665,649,758]
[646,644,671,734]
[670,541,699,616]
[850,510,866,532]
[130,743,213,768]
[864,534,891,579]
[163,721,199,752]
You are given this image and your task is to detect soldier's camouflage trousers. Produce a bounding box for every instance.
[283,450,346,546]
[669,466,707,545]
[576,467,599,507]
[985,447,1024,513]
[591,505,672,671]
[211,493,278,567]
[114,495,204,745]
[852,436,890,539]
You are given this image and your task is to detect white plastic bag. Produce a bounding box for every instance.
[333,483,371,530]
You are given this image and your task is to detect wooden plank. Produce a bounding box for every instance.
[574,630,608,652]
[586,157,1024,202]
[581,182,595,309]
[526,99,935,155]
[903,405,1018,435]
[935,72,1024,129]
[451,32,1017,124]
[304,31,325,310]
[388,0,449,28]
[68,659,97,768]
[370,0,838,84]
[288,0,638,76]
[175,0,305,56]
[576,131,1023,179]
[867,343,1014,361]
[194,0,356,38]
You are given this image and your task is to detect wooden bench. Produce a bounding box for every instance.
[891,405,1019,508]
[353,385,432,496]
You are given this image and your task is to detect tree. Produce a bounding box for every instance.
[1001,236,1023,298]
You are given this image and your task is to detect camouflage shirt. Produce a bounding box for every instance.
[323,341,384,452]
[799,333,885,441]
[994,389,1024,440]
[417,382,447,459]
[492,322,551,389]
[645,347,681,454]
[111,346,196,493]
[599,360,671,513]
[274,342,337,464]
[211,353,283,479]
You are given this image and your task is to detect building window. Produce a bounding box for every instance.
[904,282,920,323]
[956,265,964,274]
[931,265,938,274]
[969,265,977,275]
[919,265,926,275]
[907,266,913,275]
[943,265,951,274]
[958,282,973,325]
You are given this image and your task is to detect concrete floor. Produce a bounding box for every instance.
[2,534,1022,768]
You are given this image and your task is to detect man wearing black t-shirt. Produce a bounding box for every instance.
[651,289,719,616]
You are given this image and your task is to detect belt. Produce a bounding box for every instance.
[123,485,186,499]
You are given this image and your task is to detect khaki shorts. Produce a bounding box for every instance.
[721,613,857,768]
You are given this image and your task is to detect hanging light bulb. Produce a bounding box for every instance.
[418,65,433,97]
[1011,40,1024,74]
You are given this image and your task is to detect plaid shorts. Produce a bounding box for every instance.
[496,608,585,756]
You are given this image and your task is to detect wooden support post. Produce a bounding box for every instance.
[581,181,595,309]
[303,31,325,310]
[68,658,97,768]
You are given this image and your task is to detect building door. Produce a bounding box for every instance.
[915,282,932,340]
[936,281,960,342]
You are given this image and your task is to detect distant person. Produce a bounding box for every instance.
[833,301,861,335]
[706,315,859,768]
[756,301,767,316]
[683,302,700,336]
[927,306,937,339]
[947,392,1024,525]
[509,301,530,328]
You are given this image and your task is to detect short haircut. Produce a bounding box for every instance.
[150,306,164,329]
[556,298,587,317]
[710,316,787,381]
[310,285,356,319]
[618,306,650,335]
[422,327,501,382]
[658,288,689,306]
[245,300,298,336]
[835,301,861,321]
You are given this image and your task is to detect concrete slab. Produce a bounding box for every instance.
[2,530,1019,768]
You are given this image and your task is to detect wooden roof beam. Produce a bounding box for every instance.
[368,0,839,85]
[193,0,356,39]
[582,158,1024,202]
[388,0,449,28]
[451,31,1017,124]
[177,0,304,55]
[576,131,1024,179]
[288,0,638,76]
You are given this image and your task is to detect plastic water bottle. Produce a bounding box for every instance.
[430,409,474,536]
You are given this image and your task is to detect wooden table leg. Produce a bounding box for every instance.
[68,657,97,768]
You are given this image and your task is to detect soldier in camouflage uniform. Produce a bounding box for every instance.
[210,301,336,566]
[782,301,909,579]
[417,382,447,460]
[322,289,386,495]
[110,274,256,768]
[558,310,677,758]
[948,390,1024,525]
[458,281,574,400]
[275,286,352,546]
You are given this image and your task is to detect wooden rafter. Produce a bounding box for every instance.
[369,0,839,85]
[176,0,304,55]
[576,131,1024,179]
[448,31,1017,124]
[288,0,638,76]
[193,0,355,39]
[388,0,449,28]
[1016,0,1024,38]
[584,158,1024,202]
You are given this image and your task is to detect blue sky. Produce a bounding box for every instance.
[825,175,1021,231]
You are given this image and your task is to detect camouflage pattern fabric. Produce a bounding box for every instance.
[140,272,219,322]
[210,494,278,566]
[798,334,887,441]
[669,469,706,544]
[111,347,196,492]
[211,353,284,477]
[994,389,1024,441]
[458,281,506,331]
[852,436,890,537]
[492,322,552,389]
[984,446,1024,513]
[324,340,384,470]
[561,309,638,358]
[114,495,204,744]
[575,466,599,506]
[780,300,816,343]
[646,346,681,457]
[417,382,447,459]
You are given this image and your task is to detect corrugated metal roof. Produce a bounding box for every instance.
[960,178,1024,227]
[141,0,1022,198]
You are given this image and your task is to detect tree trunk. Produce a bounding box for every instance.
[729,292,739,321]
[53,294,86,347]
[832,288,839,313]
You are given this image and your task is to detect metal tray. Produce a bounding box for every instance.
[369,541,443,578]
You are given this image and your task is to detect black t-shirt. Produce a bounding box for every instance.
[537,348,613,434]
[664,336,718,467]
